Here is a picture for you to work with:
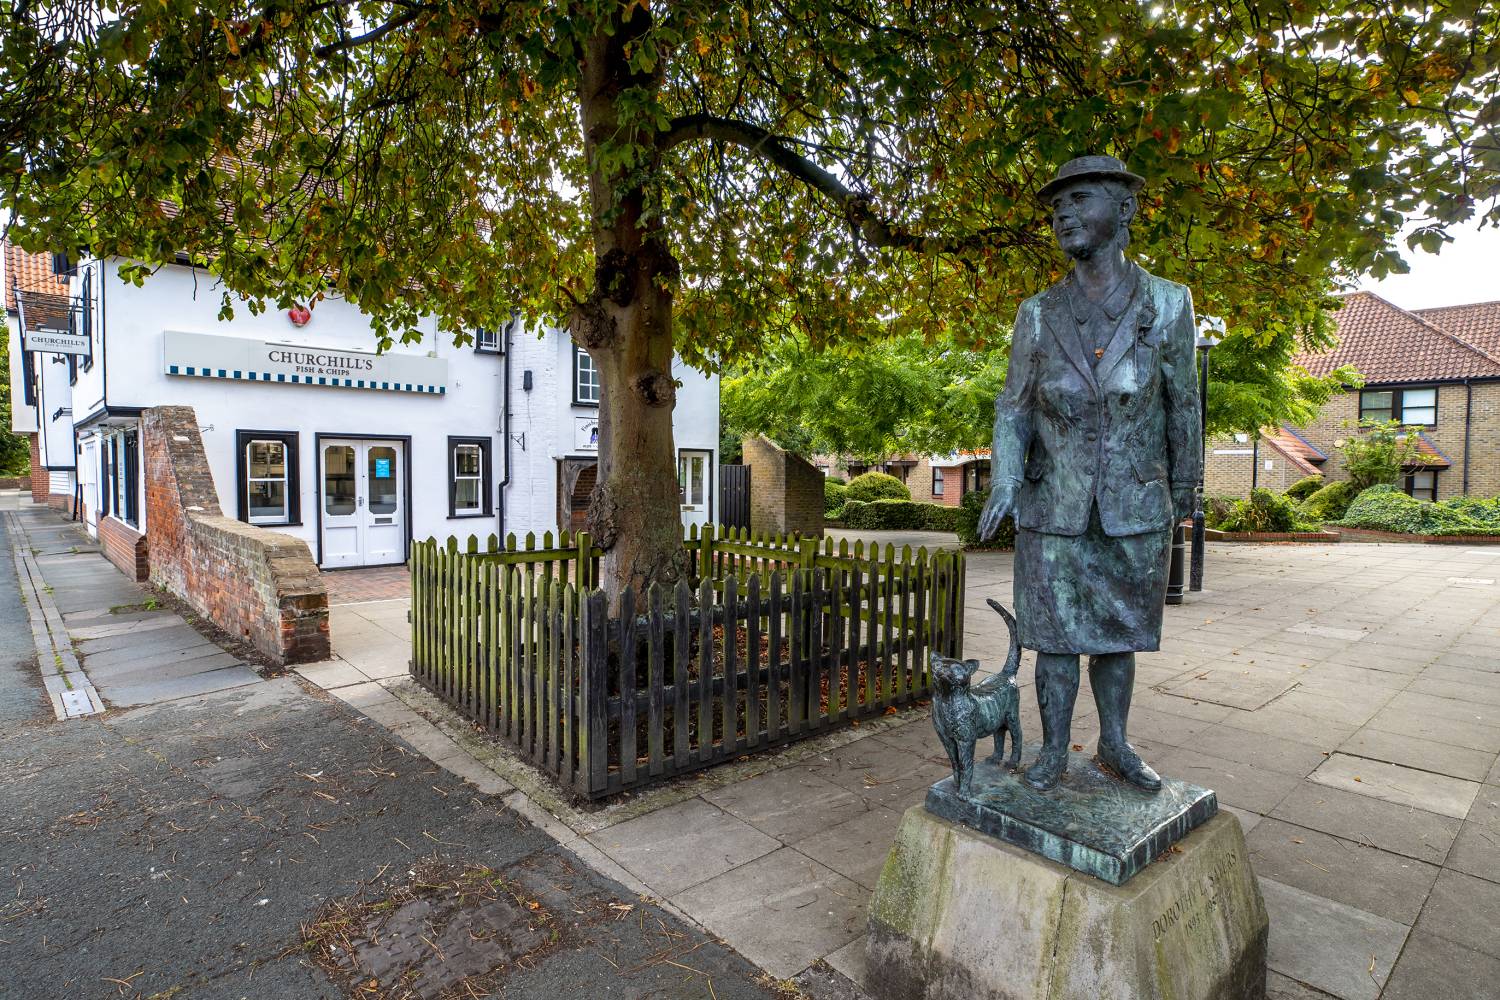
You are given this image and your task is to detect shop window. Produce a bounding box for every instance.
[448,437,492,517]
[1404,470,1438,502]
[574,346,600,405]
[932,467,945,496]
[236,431,300,526]
[1360,386,1437,426]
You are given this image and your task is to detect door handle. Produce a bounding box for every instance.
[358,496,364,508]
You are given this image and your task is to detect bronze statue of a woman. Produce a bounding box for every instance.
[978,155,1202,793]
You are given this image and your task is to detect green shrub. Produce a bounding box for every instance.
[955,488,1016,549]
[922,504,963,532]
[1338,486,1500,536]
[1439,495,1500,528]
[1299,480,1357,523]
[825,475,846,485]
[1217,488,1306,533]
[844,471,911,503]
[1340,421,1422,490]
[1283,475,1325,501]
[841,498,943,531]
[824,478,849,514]
[1202,495,1239,530]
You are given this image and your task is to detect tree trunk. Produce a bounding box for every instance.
[573,7,690,601]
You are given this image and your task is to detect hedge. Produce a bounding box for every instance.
[841,498,961,532]
[1299,480,1357,522]
[1202,495,1240,530]
[1338,486,1500,536]
[844,471,911,503]
[1283,475,1325,501]
[956,488,1016,549]
[825,478,849,514]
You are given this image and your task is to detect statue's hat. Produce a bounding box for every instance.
[1037,155,1145,203]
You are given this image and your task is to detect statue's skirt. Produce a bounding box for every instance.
[1013,505,1172,656]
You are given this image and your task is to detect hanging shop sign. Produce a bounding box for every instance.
[163,330,447,395]
[575,416,600,451]
[22,327,91,356]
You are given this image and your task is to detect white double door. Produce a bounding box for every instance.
[320,439,405,568]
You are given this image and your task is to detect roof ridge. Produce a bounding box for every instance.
[1413,299,1500,313]
[1354,289,1500,371]
[1278,424,1327,460]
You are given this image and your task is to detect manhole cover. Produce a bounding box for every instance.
[305,864,556,998]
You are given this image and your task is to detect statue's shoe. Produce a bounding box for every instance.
[1023,748,1068,791]
[1097,742,1163,792]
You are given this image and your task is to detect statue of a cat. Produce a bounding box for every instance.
[930,599,1023,797]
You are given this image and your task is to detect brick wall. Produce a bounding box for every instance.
[1203,438,1308,497]
[743,435,825,537]
[143,406,330,664]
[28,433,47,504]
[99,514,149,581]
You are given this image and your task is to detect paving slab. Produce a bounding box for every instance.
[1152,747,1304,814]
[1362,706,1500,754]
[295,658,371,690]
[1338,729,1496,783]
[1160,667,1302,711]
[1444,786,1500,883]
[1270,783,1461,866]
[789,803,903,890]
[704,765,878,844]
[1190,725,1334,777]
[585,797,780,897]
[1413,868,1500,959]
[79,632,227,670]
[669,847,867,980]
[1380,932,1500,1000]
[795,738,950,808]
[1308,753,1481,820]
[101,664,263,707]
[1259,877,1408,1000]
[1246,817,1438,926]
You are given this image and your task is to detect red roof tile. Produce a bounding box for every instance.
[1293,291,1500,383]
[1261,426,1326,477]
[1408,432,1451,469]
[1413,300,1500,358]
[3,242,68,315]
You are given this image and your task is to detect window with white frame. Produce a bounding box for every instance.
[574,346,600,405]
[236,431,300,525]
[932,466,945,496]
[448,437,492,517]
[1359,386,1437,426]
[474,326,499,352]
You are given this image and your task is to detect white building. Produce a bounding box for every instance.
[6,246,719,570]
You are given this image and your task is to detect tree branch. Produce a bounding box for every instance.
[313,5,427,58]
[660,113,1036,257]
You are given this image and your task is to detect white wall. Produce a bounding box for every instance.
[6,317,39,434]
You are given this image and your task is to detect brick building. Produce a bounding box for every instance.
[812,450,992,507]
[1205,291,1500,501]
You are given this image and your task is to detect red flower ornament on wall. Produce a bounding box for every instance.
[287,305,312,327]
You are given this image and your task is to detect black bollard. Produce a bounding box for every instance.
[1190,506,1206,592]
[1165,521,1187,605]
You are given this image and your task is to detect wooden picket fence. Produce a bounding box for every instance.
[409,526,964,799]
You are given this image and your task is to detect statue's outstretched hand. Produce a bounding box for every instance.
[978,484,1017,541]
[1172,486,1195,524]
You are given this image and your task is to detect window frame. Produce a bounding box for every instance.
[1403,469,1439,503]
[573,345,601,406]
[447,436,493,518]
[234,430,301,526]
[932,466,945,496]
[473,326,500,353]
[1359,385,1438,428]
[105,427,141,530]
[677,448,713,512]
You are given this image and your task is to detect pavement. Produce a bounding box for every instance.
[8,492,1500,999]
[308,527,1500,1000]
[0,494,804,1000]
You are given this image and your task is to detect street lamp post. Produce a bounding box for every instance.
[1190,325,1221,592]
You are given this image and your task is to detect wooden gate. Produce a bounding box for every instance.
[719,464,750,530]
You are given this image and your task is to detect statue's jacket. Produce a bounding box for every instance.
[992,263,1202,538]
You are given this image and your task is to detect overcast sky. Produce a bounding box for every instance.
[1356,217,1500,311]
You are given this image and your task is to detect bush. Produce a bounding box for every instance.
[1284,475,1325,501]
[1216,488,1306,533]
[1340,421,1421,490]
[824,478,849,514]
[1202,495,1239,530]
[825,475,846,485]
[1338,486,1500,536]
[1299,480,1358,523]
[840,498,958,531]
[844,471,911,504]
[1439,495,1500,528]
[955,488,1016,549]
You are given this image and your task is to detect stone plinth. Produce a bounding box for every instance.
[867,808,1267,1000]
[925,750,1218,885]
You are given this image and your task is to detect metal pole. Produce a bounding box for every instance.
[1190,344,1210,591]
[1165,521,1186,605]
